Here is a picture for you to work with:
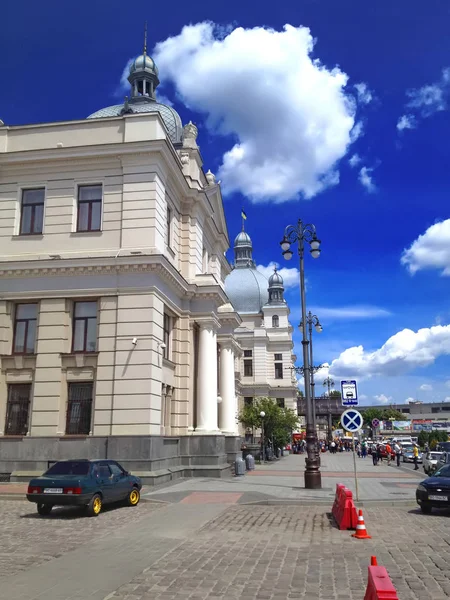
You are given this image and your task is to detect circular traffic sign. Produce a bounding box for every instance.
[372,418,380,428]
[341,409,363,433]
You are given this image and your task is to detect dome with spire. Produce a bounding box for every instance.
[267,267,285,305]
[225,226,269,314]
[87,27,183,145]
[268,269,283,286]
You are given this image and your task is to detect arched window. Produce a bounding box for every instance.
[272,315,279,328]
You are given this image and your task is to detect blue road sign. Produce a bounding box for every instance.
[341,380,358,406]
[341,409,363,433]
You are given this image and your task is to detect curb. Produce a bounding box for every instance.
[242,498,417,507]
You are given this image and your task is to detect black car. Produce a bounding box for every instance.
[416,463,450,514]
[27,459,142,517]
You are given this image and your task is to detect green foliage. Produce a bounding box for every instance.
[329,390,341,398]
[238,397,299,448]
[418,430,449,449]
[361,407,406,428]
[382,408,406,421]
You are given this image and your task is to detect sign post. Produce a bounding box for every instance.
[341,380,358,406]
[341,408,363,502]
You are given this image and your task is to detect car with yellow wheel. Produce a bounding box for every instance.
[26,459,142,517]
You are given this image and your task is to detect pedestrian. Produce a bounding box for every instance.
[330,440,336,454]
[385,442,392,466]
[413,443,419,470]
[377,444,383,464]
[361,441,367,459]
[394,440,402,467]
[372,445,378,466]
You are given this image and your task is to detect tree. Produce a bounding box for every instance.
[361,407,384,428]
[382,408,405,421]
[238,397,299,448]
[329,390,341,398]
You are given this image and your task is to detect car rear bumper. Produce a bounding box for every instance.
[26,493,92,506]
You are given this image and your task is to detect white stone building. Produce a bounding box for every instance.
[0,44,242,482]
[225,228,298,438]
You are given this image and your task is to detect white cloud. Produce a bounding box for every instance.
[397,68,450,132]
[397,114,416,131]
[355,82,373,105]
[405,397,416,403]
[373,394,392,405]
[348,153,362,168]
[446,380,450,388]
[153,23,357,202]
[311,305,391,320]
[359,394,368,401]
[419,384,433,391]
[358,166,376,193]
[445,396,450,402]
[328,324,450,379]
[401,219,450,275]
[256,262,299,289]
[350,121,364,142]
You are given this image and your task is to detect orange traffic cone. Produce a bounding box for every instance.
[370,556,378,565]
[352,509,372,539]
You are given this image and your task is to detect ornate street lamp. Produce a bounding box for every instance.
[260,411,266,463]
[281,219,322,489]
[300,312,322,458]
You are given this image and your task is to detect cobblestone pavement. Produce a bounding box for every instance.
[0,500,162,579]
[106,504,450,600]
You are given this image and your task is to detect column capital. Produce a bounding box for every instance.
[194,315,221,332]
[217,336,240,356]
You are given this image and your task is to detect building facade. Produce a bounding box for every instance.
[225,229,298,436]
[0,44,242,481]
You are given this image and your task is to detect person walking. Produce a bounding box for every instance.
[413,443,419,470]
[361,441,367,459]
[372,445,378,466]
[377,444,383,465]
[394,440,402,467]
[385,442,392,466]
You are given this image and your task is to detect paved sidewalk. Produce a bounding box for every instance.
[142,452,423,505]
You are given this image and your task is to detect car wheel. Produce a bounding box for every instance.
[420,504,432,515]
[127,488,140,507]
[87,493,102,517]
[37,504,53,516]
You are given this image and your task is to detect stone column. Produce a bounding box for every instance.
[219,341,237,435]
[195,322,219,433]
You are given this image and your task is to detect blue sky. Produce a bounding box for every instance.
[2,1,450,406]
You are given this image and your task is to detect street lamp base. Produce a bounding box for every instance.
[304,469,322,489]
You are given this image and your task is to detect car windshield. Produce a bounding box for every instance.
[434,465,450,477]
[45,461,90,476]
[430,453,442,460]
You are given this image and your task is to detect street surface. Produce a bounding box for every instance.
[1,453,449,600]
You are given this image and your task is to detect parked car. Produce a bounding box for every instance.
[437,441,450,452]
[379,444,396,460]
[434,451,450,473]
[423,451,443,475]
[401,443,422,463]
[26,459,142,517]
[416,464,450,514]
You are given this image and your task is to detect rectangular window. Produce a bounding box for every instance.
[244,350,252,357]
[72,301,97,353]
[13,304,38,354]
[275,362,283,379]
[166,206,172,247]
[244,360,253,377]
[66,382,93,435]
[163,314,171,360]
[5,384,31,435]
[20,188,45,235]
[244,397,253,407]
[276,398,285,408]
[274,353,282,361]
[77,185,102,232]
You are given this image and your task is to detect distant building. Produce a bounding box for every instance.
[225,227,298,434]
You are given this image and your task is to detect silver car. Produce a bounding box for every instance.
[402,444,423,463]
[423,451,443,475]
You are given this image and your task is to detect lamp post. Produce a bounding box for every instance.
[300,312,322,458]
[280,219,322,489]
[260,411,266,463]
[323,376,334,396]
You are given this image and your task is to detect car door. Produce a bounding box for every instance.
[96,463,114,503]
[108,461,130,501]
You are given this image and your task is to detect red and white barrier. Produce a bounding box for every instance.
[364,555,399,600]
[331,483,358,530]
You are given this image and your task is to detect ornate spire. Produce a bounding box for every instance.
[233,228,255,269]
[268,266,285,304]
[127,29,160,103]
[143,21,148,56]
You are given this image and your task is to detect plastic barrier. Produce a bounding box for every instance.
[331,483,358,530]
[364,556,399,600]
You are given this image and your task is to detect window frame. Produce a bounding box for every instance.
[19,188,45,236]
[5,383,32,436]
[274,361,284,380]
[76,184,102,233]
[244,359,253,377]
[13,303,38,355]
[66,381,94,435]
[166,205,172,247]
[272,315,279,328]
[163,313,171,360]
[72,301,98,353]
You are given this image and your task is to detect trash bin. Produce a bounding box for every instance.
[235,456,246,476]
[245,453,255,471]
